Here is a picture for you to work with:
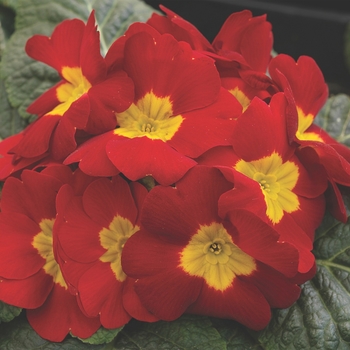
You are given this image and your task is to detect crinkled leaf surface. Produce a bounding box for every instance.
[0,24,5,57]
[113,315,227,350]
[0,301,21,324]
[0,314,107,350]
[0,78,27,139]
[77,326,124,345]
[257,210,350,350]
[0,0,18,10]
[315,94,350,146]
[0,0,157,120]
[211,318,262,350]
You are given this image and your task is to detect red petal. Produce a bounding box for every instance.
[25,19,85,72]
[169,89,240,158]
[274,216,315,274]
[80,11,106,84]
[1,171,61,222]
[26,81,63,116]
[0,213,44,279]
[188,276,271,330]
[232,94,293,162]
[85,72,134,134]
[27,284,100,342]
[123,31,220,113]
[139,166,232,241]
[122,229,185,278]
[148,6,213,51]
[122,278,159,322]
[82,176,138,227]
[269,54,328,117]
[50,117,77,160]
[245,262,300,308]
[64,131,120,177]
[56,194,105,263]
[0,270,52,309]
[213,11,272,72]
[134,270,202,321]
[10,116,60,158]
[78,261,131,328]
[62,93,90,129]
[226,210,299,278]
[106,136,196,185]
[289,194,326,240]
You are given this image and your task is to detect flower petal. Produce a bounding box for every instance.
[27,283,100,342]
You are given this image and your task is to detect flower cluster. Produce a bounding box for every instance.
[1,6,350,342]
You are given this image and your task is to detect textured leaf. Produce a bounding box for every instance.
[0,0,157,121]
[0,23,5,57]
[0,313,106,350]
[0,77,27,138]
[211,318,262,350]
[0,0,18,10]
[315,94,350,146]
[257,210,350,350]
[77,326,124,345]
[0,301,21,323]
[113,315,227,350]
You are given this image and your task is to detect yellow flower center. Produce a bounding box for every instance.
[229,87,250,111]
[32,219,67,288]
[235,152,300,224]
[47,66,92,116]
[179,222,256,291]
[99,215,140,282]
[295,107,323,142]
[114,91,183,141]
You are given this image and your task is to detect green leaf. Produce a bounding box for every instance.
[113,315,227,350]
[0,301,21,323]
[315,94,350,146]
[211,318,262,350]
[77,326,124,345]
[257,211,350,349]
[0,0,157,122]
[0,77,28,138]
[0,313,107,349]
[0,0,18,11]
[0,22,5,58]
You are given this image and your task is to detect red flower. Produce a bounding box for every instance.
[198,93,327,274]
[269,54,350,221]
[10,11,134,161]
[65,29,241,185]
[122,166,301,330]
[148,6,273,73]
[147,7,274,111]
[56,175,157,328]
[0,166,100,341]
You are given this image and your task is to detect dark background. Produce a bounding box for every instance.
[144,0,350,94]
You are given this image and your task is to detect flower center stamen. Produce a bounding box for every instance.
[32,218,67,289]
[180,222,256,291]
[235,152,299,224]
[141,122,156,133]
[114,91,183,141]
[209,242,222,254]
[99,215,140,282]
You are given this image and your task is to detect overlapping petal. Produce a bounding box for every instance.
[122,166,301,328]
[0,166,101,341]
[57,175,156,327]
